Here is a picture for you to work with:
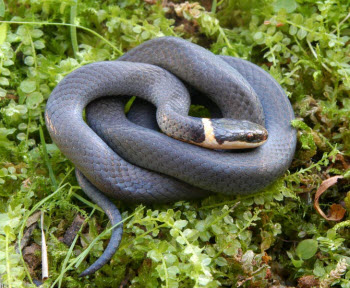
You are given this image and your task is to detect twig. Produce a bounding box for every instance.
[306,39,317,59]
[41,211,49,280]
[331,11,350,34]
[17,183,70,286]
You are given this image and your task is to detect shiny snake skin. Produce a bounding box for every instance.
[45,37,297,276]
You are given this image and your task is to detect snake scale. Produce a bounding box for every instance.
[45,37,297,276]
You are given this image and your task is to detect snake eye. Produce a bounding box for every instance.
[247,132,254,140]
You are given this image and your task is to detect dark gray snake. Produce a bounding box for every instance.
[45,37,297,276]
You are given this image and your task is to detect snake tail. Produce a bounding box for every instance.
[75,170,123,277]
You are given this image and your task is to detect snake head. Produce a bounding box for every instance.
[200,118,268,149]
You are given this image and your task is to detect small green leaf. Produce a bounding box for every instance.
[20,80,36,93]
[0,213,11,234]
[198,275,211,286]
[313,261,326,277]
[223,239,241,256]
[0,127,15,149]
[34,40,45,49]
[0,77,9,86]
[167,266,180,279]
[141,30,150,39]
[176,236,185,244]
[287,251,304,267]
[31,29,43,38]
[17,132,26,141]
[293,14,304,25]
[274,0,297,13]
[291,257,304,268]
[201,257,211,266]
[291,119,310,131]
[289,25,297,35]
[26,91,43,109]
[297,28,307,40]
[174,220,188,229]
[254,195,264,205]
[164,254,177,266]
[253,31,264,41]
[24,56,34,66]
[211,224,223,235]
[147,250,162,263]
[215,257,227,266]
[296,239,318,260]
[132,26,142,33]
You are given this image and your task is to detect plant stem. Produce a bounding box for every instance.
[70,0,79,58]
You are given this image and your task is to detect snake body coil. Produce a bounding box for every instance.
[45,37,297,276]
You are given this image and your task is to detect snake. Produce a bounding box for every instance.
[45,37,297,277]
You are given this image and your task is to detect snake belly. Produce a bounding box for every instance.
[45,37,296,276]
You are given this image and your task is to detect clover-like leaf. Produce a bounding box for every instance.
[296,239,318,260]
[20,79,36,93]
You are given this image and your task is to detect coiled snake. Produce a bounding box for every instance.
[45,37,297,276]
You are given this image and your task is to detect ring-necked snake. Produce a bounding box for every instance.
[45,37,297,276]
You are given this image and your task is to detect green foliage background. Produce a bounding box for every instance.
[0,0,349,287]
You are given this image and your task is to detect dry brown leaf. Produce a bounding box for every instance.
[262,252,272,264]
[327,203,347,221]
[23,243,41,273]
[26,211,41,227]
[297,275,319,288]
[16,223,37,252]
[314,176,345,221]
[143,0,157,4]
[63,214,85,246]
